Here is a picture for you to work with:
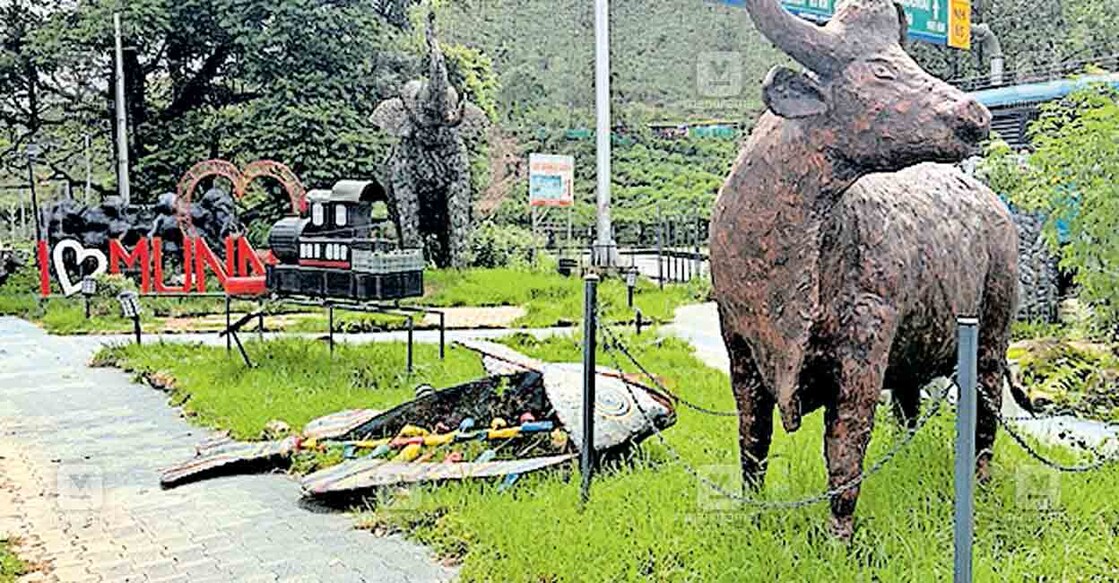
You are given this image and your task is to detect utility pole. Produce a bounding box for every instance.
[84,133,92,204]
[113,12,131,205]
[593,0,617,266]
[26,144,42,242]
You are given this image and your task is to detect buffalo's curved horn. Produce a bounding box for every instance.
[745,0,843,75]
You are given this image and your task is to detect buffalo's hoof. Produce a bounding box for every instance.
[976,456,993,483]
[828,515,855,541]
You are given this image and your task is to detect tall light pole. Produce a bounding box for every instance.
[84,133,92,204]
[26,144,42,242]
[113,12,131,205]
[593,0,617,266]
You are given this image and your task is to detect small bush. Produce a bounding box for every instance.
[467,222,543,268]
[1012,338,1119,422]
[93,272,137,298]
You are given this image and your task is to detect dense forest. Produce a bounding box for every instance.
[2,0,1116,238]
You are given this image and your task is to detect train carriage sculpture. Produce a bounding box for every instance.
[266,180,425,301]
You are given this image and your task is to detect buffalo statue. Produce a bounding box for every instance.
[710,0,1018,538]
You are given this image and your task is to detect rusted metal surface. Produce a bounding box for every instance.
[159,342,676,495]
[301,455,576,495]
[710,0,1018,537]
[160,436,299,488]
[301,409,382,441]
[175,159,306,236]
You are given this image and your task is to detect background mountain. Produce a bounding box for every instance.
[1,0,1116,240]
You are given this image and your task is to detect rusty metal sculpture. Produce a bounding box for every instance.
[710,0,1019,538]
[175,159,307,237]
[372,12,487,268]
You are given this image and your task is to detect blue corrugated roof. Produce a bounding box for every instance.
[970,73,1119,108]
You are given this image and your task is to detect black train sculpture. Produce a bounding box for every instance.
[266,180,424,301]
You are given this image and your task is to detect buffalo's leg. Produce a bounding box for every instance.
[976,294,1014,482]
[886,370,921,430]
[826,305,895,539]
[719,313,773,489]
[731,340,773,489]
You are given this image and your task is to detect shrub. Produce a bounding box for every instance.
[93,272,137,298]
[467,222,543,268]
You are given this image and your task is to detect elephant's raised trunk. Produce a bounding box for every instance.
[423,11,452,123]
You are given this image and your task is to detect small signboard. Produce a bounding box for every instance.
[947,0,972,49]
[529,154,575,208]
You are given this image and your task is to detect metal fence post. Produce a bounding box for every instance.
[656,205,664,290]
[328,303,335,355]
[581,275,599,504]
[406,316,414,374]
[954,316,979,583]
[225,295,232,353]
[693,213,701,280]
[439,311,446,360]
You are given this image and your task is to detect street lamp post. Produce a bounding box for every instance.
[593,0,617,267]
[25,144,42,242]
[84,133,93,204]
[113,12,131,205]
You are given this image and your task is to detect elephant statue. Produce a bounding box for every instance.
[372,11,487,268]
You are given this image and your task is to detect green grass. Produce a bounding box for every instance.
[3,260,706,334]
[95,338,485,440]
[420,267,707,327]
[0,539,27,583]
[96,331,1119,580]
[359,333,1119,581]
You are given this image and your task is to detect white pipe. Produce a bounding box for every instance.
[113,13,131,205]
[971,23,1004,86]
[593,0,616,266]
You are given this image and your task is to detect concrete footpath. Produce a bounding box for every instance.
[0,317,454,583]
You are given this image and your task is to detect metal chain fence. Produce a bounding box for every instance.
[589,302,1119,511]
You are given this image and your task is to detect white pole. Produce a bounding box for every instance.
[593,0,616,266]
[113,12,131,205]
[84,133,92,204]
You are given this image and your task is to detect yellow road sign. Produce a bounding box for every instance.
[948,0,972,50]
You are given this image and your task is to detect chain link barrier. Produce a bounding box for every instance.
[590,300,1119,512]
[595,315,947,509]
[976,386,1119,473]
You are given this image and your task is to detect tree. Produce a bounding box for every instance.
[0,0,421,210]
[985,87,1119,333]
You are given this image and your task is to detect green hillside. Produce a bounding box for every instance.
[441,0,786,125]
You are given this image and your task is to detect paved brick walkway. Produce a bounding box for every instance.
[0,317,454,582]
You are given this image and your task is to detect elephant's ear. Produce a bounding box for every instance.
[455,100,489,139]
[371,98,413,138]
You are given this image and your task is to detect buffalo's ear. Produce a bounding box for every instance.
[762,66,828,119]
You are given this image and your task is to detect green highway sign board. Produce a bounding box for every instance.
[721,0,971,48]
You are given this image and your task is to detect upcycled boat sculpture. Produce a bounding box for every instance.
[160,340,676,495]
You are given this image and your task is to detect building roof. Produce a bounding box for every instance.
[971,73,1119,109]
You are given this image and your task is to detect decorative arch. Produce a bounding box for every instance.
[174,159,307,235]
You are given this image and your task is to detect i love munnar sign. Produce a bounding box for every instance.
[36,236,268,297]
[35,158,306,298]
